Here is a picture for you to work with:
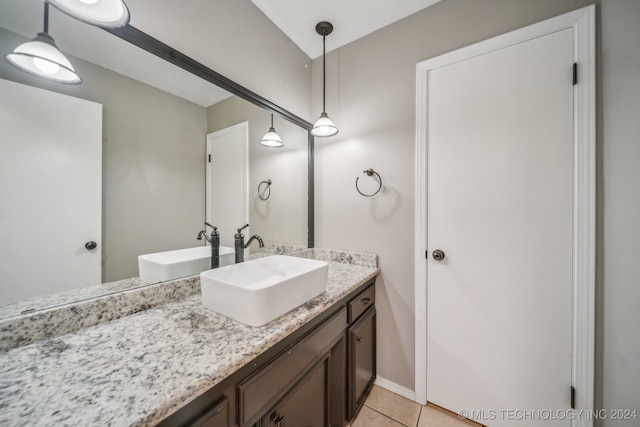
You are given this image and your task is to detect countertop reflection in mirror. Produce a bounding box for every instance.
[0,0,313,319]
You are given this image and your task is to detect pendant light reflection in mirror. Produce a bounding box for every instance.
[4,3,82,84]
[260,114,284,148]
[46,0,130,29]
[311,21,338,138]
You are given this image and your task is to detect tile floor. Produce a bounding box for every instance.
[350,385,482,427]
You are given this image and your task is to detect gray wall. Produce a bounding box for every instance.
[207,97,309,248]
[0,28,207,282]
[600,0,640,422]
[311,0,640,419]
[126,0,313,121]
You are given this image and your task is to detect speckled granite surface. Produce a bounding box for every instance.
[262,242,307,255]
[0,277,149,320]
[293,248,378,269]
[0,253,378,426]
[0,276,200,352]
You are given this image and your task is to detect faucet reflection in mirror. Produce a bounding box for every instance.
[234,224,264,263]
[197,222,221,269]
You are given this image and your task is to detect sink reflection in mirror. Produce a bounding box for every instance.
[138,246,235,284]
[200,255,328,327]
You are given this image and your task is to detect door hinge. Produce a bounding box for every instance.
[570,386,576,409]
[425,250,428,259]
[572,63,578,85]
[208,154,211,163]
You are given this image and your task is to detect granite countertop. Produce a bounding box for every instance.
[0,250,378,426]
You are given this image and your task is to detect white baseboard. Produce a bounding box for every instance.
[374,376,416,402]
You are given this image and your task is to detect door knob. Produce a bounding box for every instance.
[432,249,445,261]
[85,241,97,250]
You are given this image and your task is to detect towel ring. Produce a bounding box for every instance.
[258,179,272,201]
[355,169,382,197]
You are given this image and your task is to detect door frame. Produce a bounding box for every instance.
[414,5,595,422]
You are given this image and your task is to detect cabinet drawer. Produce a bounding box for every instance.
[185,397,227,427]
[348,284,375,323]
[238,307,346,427]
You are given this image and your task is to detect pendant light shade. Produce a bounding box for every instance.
[312,112,338,138]
[311,21,338,138]
[260,114,283,148]
[46,0,130,29]
[4,4,81,84]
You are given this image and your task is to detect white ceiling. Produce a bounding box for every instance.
[251,0,442,59]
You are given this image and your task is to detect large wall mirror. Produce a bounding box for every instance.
[0,0,314,319]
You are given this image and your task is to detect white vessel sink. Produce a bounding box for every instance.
[200,255,329,327]
[138,246,234,284]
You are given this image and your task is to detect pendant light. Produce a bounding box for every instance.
[260,114,284,148]
[311,21,338,138]
[4,3,82,84]
[46,0,130,29]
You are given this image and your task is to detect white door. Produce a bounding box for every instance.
[0,79,102,304]
[425,29,574,425]
[206,122,248,247]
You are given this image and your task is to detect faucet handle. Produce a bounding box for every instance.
[237,223,249,234]
[204,222,219,236]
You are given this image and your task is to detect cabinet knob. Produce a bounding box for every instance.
[85,241,97,250]
[271,413,285,426]
[360,297,371,306]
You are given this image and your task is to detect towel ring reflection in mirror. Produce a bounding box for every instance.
[355,169,382,197]
[258,179,272,201]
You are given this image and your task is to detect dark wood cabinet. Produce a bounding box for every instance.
[185,398,228,427]
[159,278,376,427]
[238,309,346,427]
[259,357,327,427]
[347,284,376,421]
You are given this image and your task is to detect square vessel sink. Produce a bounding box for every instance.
[200,255,329,327]
[138,246,234,284]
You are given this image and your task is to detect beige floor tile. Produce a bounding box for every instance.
[352,406,407,427]
[364,385,421,427]
[418,405,480,427]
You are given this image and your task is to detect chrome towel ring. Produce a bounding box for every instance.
[355,169,382,197]
[258,179,272,200]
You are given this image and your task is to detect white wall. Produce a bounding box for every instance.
[313,0,640,417]
[600,0,640,423]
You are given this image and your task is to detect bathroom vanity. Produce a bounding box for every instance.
[0,249,378,427]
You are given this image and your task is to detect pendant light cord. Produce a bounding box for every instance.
[43,2,49,33]
[322,34,326,113]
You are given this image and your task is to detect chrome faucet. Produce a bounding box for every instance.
[234,224,264,263]
[197,222,220,269]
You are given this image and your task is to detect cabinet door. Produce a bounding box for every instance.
[266,358,327,427]
[348,307,376,420]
